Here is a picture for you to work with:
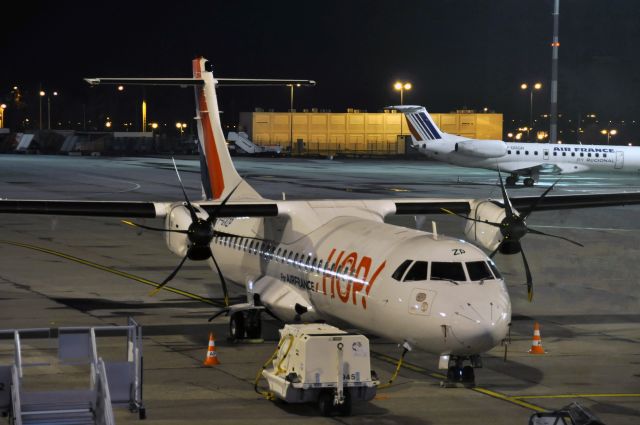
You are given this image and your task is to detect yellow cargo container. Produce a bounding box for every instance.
[240,110,502,156]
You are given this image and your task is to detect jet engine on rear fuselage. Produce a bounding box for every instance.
[463,199,509,252]
[454,140,507,158]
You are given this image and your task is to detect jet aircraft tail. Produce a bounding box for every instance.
[388,105,466,146]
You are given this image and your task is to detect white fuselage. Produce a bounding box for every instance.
[192,201,511,357]
[418,140,640,176]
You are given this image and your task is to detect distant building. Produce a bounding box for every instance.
[239,110,503,156]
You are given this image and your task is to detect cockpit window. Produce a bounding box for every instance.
[466,261,493,281]
[391,260,412,281]
[404,261,428,281]
[431,262,466,281]
[488,261,502,279]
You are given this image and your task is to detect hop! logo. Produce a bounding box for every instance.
[320,248,386,309]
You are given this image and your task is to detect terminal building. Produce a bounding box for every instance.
[239,109,503,156]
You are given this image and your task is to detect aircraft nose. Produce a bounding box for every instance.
[448,296,511,353]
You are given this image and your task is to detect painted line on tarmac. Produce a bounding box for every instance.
[0,239,222,307]
[513,393,640,399]
[372,352,546,412]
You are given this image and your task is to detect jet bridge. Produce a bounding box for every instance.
[0,318,145,424]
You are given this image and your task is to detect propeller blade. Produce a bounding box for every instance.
[527,227,584,247]
[210,252,230,307]
[207,180,244,224]
[521,179,561,219]
[518,244,533,302]
[171,157,199,223]
[121,220,188,234]
[489,240,503,258]
[149,252,189,296]
[440,208,502,228]
[497,168,515,219]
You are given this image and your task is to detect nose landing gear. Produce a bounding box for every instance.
[440,355,481,388]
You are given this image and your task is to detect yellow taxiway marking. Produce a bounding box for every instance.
[513,393,640,399]
[0,239,221,306]
[372,352,546,412]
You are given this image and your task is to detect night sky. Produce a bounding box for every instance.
[2,0,640,140]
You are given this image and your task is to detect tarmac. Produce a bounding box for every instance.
[0,154,638,424]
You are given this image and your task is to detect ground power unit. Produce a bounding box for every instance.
[262,324,378,416]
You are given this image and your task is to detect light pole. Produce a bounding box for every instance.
[600,129,617,145]
[520,82,542,141]
[394,81,412,137]
[47,91,58,129]
[287,83,301,154]
[39,90,45,130]
[176,122,187,140]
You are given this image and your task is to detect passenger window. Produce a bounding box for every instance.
[553,152,557,156]
[588,153,592,157]
[466,261,493,281]
[516,150,520,155]
[391,260,412,281]
[507,150,511,154]
[534,151,538,155]
[562,152,566,156]
[294,253,299,265]
[595,153,599,158]
[288,251,294,264]
[580,153,584,157]
[404,261,428,282]
[431,262,466,281]
[525,151,529,155]
[243,239,249,251]
[571,152,575,157]
[603,153,607,158]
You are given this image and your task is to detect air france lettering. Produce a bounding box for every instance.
[554,147,615,153]
[321,248,386,310]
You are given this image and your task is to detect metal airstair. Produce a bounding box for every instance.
[0,318,144,425]
[227,131,282,155]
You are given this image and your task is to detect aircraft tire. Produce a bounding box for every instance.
[524,178,535,187]
[506,176,518,186]
[245,310,262,339]
[229,312,246,340]
[317,390,336,416]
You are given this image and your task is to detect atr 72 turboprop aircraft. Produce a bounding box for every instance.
[393,105,640,186]
[2,58,640,387]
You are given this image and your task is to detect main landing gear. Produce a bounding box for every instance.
[229,309,263,341]
[505,174,536,187]
[440,355,481,388]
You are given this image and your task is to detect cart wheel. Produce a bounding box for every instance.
[229,312,246,340]
[138,407,146,420]
[246,310,262,339]
[317,390,335,416]
[461,366,475,385]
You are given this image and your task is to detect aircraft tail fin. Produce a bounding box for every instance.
[387,105,446,145]
[192,58,262,201]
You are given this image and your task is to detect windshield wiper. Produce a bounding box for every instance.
[433,277,459,285]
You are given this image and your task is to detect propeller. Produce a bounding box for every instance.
[122,158,247,305]
[442,170,583,301]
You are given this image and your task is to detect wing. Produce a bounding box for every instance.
[0,199,279,218]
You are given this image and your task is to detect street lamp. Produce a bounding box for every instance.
[176,122,187,140]
[394,81,412,105]
[394,81,412,138]
[520,82,542,141]
[39,90,45,130]
[600,129,617,144]
[47,91,58,129]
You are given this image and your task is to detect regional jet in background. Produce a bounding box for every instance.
[3,58,640,388]
[393,105,640,186]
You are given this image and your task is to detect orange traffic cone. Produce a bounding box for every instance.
[528,322,545,354]
[203,332,221,366]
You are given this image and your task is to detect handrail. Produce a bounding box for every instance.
[10,365,22,425]
[14,331,22,378]
[94,358,115,425]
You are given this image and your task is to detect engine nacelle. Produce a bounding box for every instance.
[164,205,193,257]
[455,140,507,158]
[464,200,512,251]
[253,276,319,323]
